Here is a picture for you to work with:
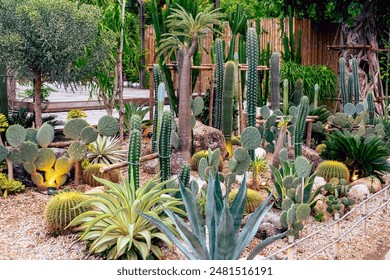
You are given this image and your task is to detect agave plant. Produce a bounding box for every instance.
[138,174,286,260]
[87,135,127,164]
[118,101,150,132]
[321,130,390,180]
[68,175,185,260]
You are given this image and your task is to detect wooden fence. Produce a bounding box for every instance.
[264,185,390,260]
[145,18,339,93]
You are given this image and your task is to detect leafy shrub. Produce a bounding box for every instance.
[68,175,185,260]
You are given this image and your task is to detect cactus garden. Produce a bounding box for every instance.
[1,0,390,262]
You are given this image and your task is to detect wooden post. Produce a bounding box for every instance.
[208,64,215,127]
[384,187,388,215]
[149,67,154,121]
[306,120,313,147]
[333,213,340,259]
[287,235,295,260]
[100,153,159,173]
[362,193,368,237]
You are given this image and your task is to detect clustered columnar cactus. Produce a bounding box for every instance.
[282,79,289,115]
[246,28,259,127]
[64,115,119,186]
[233,53,239,133]
[280,198,311,239]
[294,96,309,157]
[228,188,264,214]
[212,38,224,130]
[270,52,280,110]
[178,164,190,189]
[222,61,235,157]
[83,163,120,187]
[292,79,303,107]
[45,191,89,233]
[367,91,375,124]
[315,160,350,182]
[128,115,142,190]
[339,57,349,108]
[352,58,360,105]
[152,65,163,153]
[159,111,172,181]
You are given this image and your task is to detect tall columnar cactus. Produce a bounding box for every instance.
[233,52,239,133]
[0,64,8,116]
[246,28,259,127]
[292,79,303,106]
[128,115,142,190]
[339,57,348,108]
[282,79,289,115]
[352,58,360,105]
[222,61,235,157]
[152,65,163,153]
[367,91,375,124]
[294,96,309,157]
[179,164,190,189]
[159,111,172,181]
[314,84,319,109]
[212,38,224,130]
[270,52,280,110]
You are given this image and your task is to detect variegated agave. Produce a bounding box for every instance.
[87,135,127,164]
[68,175,185,260]
[139,174,286,260]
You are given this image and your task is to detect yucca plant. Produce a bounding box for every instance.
[68,175,185,260]
[138,174,286,260]
[87,135,127,165]
[321,130,390,180]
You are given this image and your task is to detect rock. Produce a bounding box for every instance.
[348,184,369,202]
[313,176,327,192]
[242,211,283,239]
[51,148,68,158]
[143,158,159,174]
[254,147,266,159]
[312,194,333,222]
[84,186,105,194]
[288,146,323,171]
[351,177,382,193]
[192,121,227,158]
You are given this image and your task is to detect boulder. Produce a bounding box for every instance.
[351,177,382,193]
[312,194,333,222]
[192,121,227,158]
[143,158,159,174]
[254,147,266,159]
[347,184,370,202]
[288,146,323,171]
[242,210,283,239]
[313,176,327,192]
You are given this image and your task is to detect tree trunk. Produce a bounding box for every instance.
[339,1,384,114]
[139,1,145,89]
[116,0,126,140]
[33,70,43,128]
[7,69,16,106]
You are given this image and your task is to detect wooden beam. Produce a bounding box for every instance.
[100,153,159,173]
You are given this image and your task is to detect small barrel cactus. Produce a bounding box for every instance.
[190,150,223,171]
[228,188,264,214]
[82,163,120,187]
[45,191,89,233]
[315,160,350,182]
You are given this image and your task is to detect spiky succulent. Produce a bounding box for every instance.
[87,135,127,165]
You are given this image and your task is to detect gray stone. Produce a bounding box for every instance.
[192,121,227,158]
[351,177,382,193]
[288,146,323,171]
[313,176,327,192]
[242,211,283,239]
[347,184,370,202]
[143,158,159,174]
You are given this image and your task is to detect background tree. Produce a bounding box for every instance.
[157,4,222,173]
[0,0,115,127]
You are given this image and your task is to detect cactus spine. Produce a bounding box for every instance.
[352,58,360,105]
[270,52,280,110]
[283,79,289,115]
[178,164,190,189]
[294,96,309,157]
[128,115,141,190]
[213,38,224,130]
[222,61,235,157]
[152,65,163,153]
[246,28,259,128]
[159,111,172,181]
[367,91,375,124]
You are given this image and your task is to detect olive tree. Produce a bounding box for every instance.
[0,0,115,127]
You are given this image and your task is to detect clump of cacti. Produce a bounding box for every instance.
[294,96,309,157]
[280,198,311,238]
[212,38,224,130]
[45,191,89,234]
[198,148,224,182]
[315,143,327,154]
[82,163,120,187]
[324,179,355,216]
[222,61,235,157]
[159,111,172,181]
[190,150,223,171]
[315,160,350,182]
[228,188,264,214]
[67,109,87,120]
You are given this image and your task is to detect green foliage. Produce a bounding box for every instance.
[45,191,89,234]
[118,102,150,133]
[0,173,25,197]
[281,14,301,64]
[21,85,56,102]
[68,175,185,260]
[321,130,390,180]
[67,109,87,121]
[87,135,127,165]
[138,174,286,260]
[7,107,63,128]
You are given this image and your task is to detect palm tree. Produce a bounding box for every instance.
[157,4,222,174]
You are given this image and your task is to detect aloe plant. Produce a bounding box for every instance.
[138,174,286,260]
